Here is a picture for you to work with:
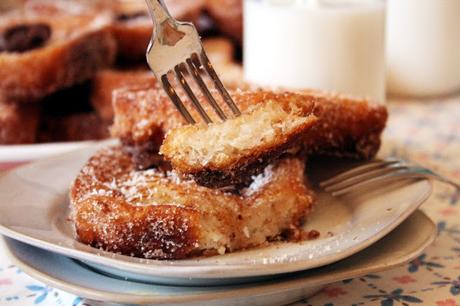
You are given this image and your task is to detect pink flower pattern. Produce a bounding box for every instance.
[436,298,460,306]
[0,279,12,286]
[393,275,417,284]
[321,287,347,298]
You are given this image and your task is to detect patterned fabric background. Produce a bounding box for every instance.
[0,96,459,306]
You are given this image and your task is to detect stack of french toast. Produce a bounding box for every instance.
[71,80,388,259]
[0,0,243,144]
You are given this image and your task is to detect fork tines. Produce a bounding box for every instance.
[160,50,241,125]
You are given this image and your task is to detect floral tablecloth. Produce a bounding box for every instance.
[1,95,459,306]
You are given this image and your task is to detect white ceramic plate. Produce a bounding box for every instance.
[2,210,436,305]
[0,144,433,284]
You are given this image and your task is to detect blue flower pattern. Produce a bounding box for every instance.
[26,285,52,304]
[364,288,423,305]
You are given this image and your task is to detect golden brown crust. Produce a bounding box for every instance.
[238,90,389,160]
[70,146,314,259]
[302,91,388,159]
[111,87,387,174]
[0,100,39,144]
[90,69,156,122]
[205,0,242,43]
[37,112,109,143]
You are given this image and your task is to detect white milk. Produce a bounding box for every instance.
[386,0,460,97]
[244,0,386,103]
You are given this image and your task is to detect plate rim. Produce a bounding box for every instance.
[0,139,115,162]
[0,145,434,279]
[2,210,437,304]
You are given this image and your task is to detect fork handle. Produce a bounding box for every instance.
[144,0,172,25]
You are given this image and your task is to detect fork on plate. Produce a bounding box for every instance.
[320,158,460,197]
[144,0,241,124]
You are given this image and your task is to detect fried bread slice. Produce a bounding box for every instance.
[0,2,116,103]
[111,87,388,175]
[70,146,314,259]
[0,100,39,144]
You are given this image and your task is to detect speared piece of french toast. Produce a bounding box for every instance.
[160,99,318,187]
[111,86,387,186]
[70,146,314,259]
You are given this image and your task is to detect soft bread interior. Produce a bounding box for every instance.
[160,99,317,170]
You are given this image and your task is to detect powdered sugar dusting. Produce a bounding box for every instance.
[242,164,274,196]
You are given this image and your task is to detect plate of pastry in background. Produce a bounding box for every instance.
[0,0,243,170]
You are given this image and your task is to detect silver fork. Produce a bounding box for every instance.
[320,158,460,197]
[144,0,241,124]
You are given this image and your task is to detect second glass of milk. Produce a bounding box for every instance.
[244,0,386,103]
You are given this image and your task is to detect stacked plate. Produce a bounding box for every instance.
[0,143,436,305]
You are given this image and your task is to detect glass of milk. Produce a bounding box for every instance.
[386,0,460,97]
[244,0,386,103]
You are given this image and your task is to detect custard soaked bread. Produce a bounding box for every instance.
[111,87,388,176]
[160,100,318,187]
[70,146,314,259]
[0,2,116,103]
